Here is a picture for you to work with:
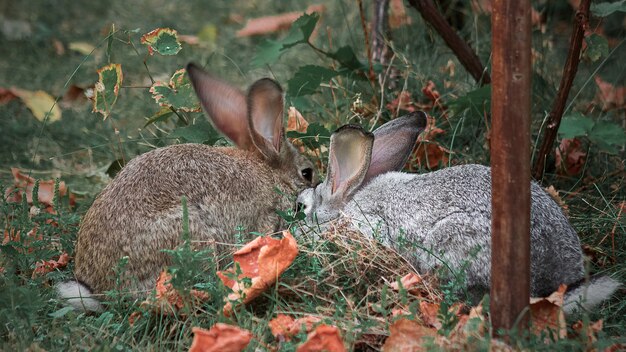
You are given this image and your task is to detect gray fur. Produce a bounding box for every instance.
[297,115,620,309]
[59,65,317,308]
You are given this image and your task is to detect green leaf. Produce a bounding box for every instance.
[169,118,221,144]
[93,63,123,119]
[584,34,609,62]
[144,108,174,127]
[251,39,284,67]
[558,113,595,138]
[251,13,320,67]
[288,65,338,97]
[140,28,182,56]
[327,46,365,71]
[447,85,491,115]
[149,69,201,112]
[591,0,626,17]
[49,306,74,318]
[286,122,332,150]
[588,121,626,153]
[282,12,320,48]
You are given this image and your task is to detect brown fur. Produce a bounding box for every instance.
[72,66,317,295]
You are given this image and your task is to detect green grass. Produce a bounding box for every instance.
[1,0,625,350]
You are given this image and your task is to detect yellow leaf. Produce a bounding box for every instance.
[68,41,95,55]
[11,88,61,122]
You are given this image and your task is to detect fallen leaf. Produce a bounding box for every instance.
[449,303,486,341]
[218,231,298,316]
[236,4,325,37]
[60,85,89,109]
[269,314,295,338]
[572,319,603,346]
[386,91,418,113]
[545,186,568,213]
[3,227,43,254]
[0,87,18,104]
[178,34,199,45]
[269,314,322,340]
[32,252,70,277]
[4,168,73,213]
[68,41,95,55]
[555,138,586,176]
[442,59,456,78]
[389,0,412,29]
[594,76,626,110]
[189,324,252,352]
[407,114,449,170]
[128,311,142,326]
[10,88,62,122]
[422,80,441,103]
[383,319,437,352]
[287,106,309,133]
[141,271,210,314]
[389,273,423,295]
[296,325,346,352]
[52,38,65,56]
[419,301,442,329]
[529,284,567,341]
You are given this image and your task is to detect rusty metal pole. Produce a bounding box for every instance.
[490,0,532,335]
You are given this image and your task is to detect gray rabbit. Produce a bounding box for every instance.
[57,64,318,311]
[296,111,620,313]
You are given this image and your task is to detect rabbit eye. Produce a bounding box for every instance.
[300,168,313,182]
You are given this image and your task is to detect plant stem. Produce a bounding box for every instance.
[532,0,592,180]
[406,0,491,85]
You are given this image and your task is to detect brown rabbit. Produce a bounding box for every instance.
[56,63,318,311]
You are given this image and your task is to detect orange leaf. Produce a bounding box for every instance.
[32,252,70,277]
[218,231,298,316]
[189,324,252,352]
[555,138,586,176]
[3,227,42,253]
[269,314,295,338]
[236,5,325,37]
[0,87,18,104]
[419,301,442,329]
[572,319,603,345]
[5,168,72,211]
[143,271,209,314]
[296,325,346,352]
[412,143,449,170]
[269,314,322,340]
[389,273,423,295]
[529,284,567,341]
[595,76,626,110]
[386,91,418,113]
[389,0,412,29]
[383,319,437,352]
[422,80,441,103]
[287,107,309,133]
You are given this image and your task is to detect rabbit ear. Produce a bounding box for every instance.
[247,78,285,160]
[187,63,252,149]
[364,111,428,183]
[326,125,374,198]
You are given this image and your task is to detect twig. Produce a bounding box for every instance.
[532,0,591,180]
[406,0,490,85]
